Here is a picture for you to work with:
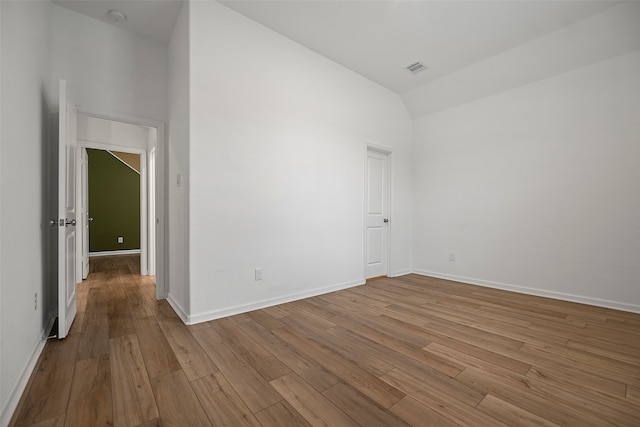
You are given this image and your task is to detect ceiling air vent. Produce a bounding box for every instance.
[405,61,427,74]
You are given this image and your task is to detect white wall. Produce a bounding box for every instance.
[187,1,413,322]
[51,4,168,122]
[0,1,54,424]
[412,49,640,312]
[166,1,190,319]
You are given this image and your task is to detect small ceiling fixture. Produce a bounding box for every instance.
[107,9,127,24]
[405,61,428,74]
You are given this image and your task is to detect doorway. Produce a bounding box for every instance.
[75,112,166,299]
[83,148,143,271]
[365,146,391,279]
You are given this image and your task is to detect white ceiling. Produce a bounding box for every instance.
[221,1,618,94]
[53,0,183,43]
[53,0,619,94]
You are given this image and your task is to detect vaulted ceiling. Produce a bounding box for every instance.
[53,0,620,95]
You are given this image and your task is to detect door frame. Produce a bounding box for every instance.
[76,108,167,300]
[77,142,148,273]
[148,146,156,276]
[80,147,89,280]
[364,142,393,279]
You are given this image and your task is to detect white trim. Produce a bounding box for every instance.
[0,337,47,427]
[166,294,189,324]
[185,279,365,325]
[79,140,147,277]
[140,150,148,276]
[389,269,412,278]
[89,249,141,257]
[76,108,166,300]
[148,147,156,276]
[412,269,640,314]
[365,141,394,155]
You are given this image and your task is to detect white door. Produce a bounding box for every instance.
[81,147,89,279]
[58,79,77,339]
[365,149,389,279]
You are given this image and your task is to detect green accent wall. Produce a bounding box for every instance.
[87,149,140,252]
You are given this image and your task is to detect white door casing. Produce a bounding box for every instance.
[81,147,89,279]
[78,142,148,274]
[365,148,390,279]
[148,147,156,276]
[58,79,77,339]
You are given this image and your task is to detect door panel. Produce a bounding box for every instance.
[368,157,384,214]
[365,149,389,278]
[58,79,77,339]
[367,228,383,264]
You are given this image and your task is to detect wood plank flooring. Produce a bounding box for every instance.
[10,255,640,426]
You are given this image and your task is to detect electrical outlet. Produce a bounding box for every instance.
[255,268,263,281]
[34,292,37,311]
[118,236,124,244]
[449,253,456,262]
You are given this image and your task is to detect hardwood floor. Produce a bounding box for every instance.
[10,255,640,426]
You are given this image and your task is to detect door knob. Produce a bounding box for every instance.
[383,218,389,223]
[88,217,94,222]
[65,219,76,227]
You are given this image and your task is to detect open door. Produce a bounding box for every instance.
[57,79,77,339]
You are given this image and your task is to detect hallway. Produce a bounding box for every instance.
[10,255,172,426]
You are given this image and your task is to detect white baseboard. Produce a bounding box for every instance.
[389,269,412,278]
[89,249,141,257]
[1,335,47,427]
[166,294,189,324]
[187,278,365,325]
[412,269,640,314]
